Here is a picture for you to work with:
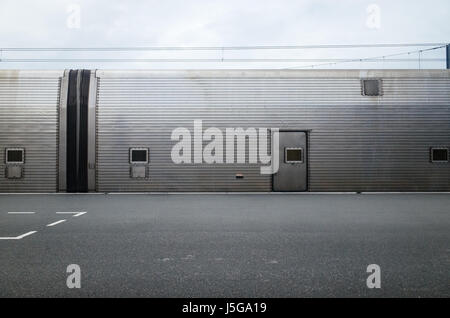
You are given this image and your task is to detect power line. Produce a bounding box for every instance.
[0,43,448,52]
[0,58,445,63]
[286,45,448,69]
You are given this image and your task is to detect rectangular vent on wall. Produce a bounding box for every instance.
[361,79,382,96]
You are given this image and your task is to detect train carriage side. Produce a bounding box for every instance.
[0,70,65,193]
[1,69,449,193]
[93,70,450,192]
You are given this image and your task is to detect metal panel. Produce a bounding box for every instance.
[0,70,63,192]
[87,72,97,191]
[6,165,23,179]
[58,70,69,191]
[95,70,450,192]
[273,131,307,191]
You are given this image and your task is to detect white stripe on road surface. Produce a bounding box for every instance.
[0,231,37,240]
[16,231,38,239]
[56,211,87,217]
[7,212,36,214]
[47,219,66,227]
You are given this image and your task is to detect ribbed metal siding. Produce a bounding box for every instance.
[96,71,450,192]
[0,71,61,192]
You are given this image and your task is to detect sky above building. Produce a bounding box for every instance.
[0,0,449,69]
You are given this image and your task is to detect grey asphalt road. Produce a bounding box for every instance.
[0,193,449,298]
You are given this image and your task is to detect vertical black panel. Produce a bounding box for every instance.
[66,70,78,192]
[66,69,90,192]
[78,70,90,192]
[447,44,450,69]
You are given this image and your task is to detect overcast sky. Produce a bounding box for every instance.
[0,0,448,69]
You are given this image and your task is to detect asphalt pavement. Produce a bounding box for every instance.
[0,193,449,297]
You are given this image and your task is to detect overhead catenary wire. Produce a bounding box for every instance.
[0,43,448,67]
[285,45,447,69]
[0,43,447,52]
[0,58,446,63]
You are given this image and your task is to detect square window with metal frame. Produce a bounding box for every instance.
[129,148,149,164]
[285,147,303,164]
[5,148,25,164]
[430,147,449,163]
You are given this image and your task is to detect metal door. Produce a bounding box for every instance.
[273,131,308,191]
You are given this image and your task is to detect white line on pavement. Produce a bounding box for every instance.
[47,219,66,227]
[56,211,87,217]
[0,231,37,240]
[7,212,36,214]
[16,231,38,239]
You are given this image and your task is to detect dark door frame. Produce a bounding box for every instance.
[271,129,310,192]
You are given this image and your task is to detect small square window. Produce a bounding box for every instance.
[430,147,449,163]
[5,148,25,164]
[130,148,149,164]
[362,79,382,96]
[285,148,303,163]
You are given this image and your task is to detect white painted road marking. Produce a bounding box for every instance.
[0,231,37,240]
[1,211,86,239]
[56,211,87,217]
[16,231,38,239]
[47,219,66,227]
[7,212,36,214]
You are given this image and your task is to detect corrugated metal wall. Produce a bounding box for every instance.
[0,71,62,192]
[95,70,450,192]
